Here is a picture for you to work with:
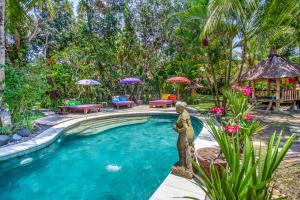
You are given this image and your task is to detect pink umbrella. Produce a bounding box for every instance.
[167,76,191,100]
[167,76,191,84]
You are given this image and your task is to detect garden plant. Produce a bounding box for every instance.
[193,85,296,199]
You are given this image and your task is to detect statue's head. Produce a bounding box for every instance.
[175,101,187,114]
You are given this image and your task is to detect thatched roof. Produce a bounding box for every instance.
[184,83,203,90]
[241,54,300,81]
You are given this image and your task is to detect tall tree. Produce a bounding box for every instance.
[0,0,11,126]
[0,0,5,103]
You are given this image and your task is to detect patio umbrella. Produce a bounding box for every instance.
[167,76,191,100]
[120,77,142,85]
[76,79,101,100]
[120,77,142,100]
[76,79,101,86]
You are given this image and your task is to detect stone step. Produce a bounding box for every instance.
[64,116,150,136]
[65,116,148,131]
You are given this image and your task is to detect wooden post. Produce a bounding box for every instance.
[276,79,281,109]
[293,84,296,98]
[177,85,180,101]
[251,80,256,104]
[293,84,297,110]
[267,80,271,96]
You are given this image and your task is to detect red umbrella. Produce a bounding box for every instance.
[167,76,191,84]
[167,76,191,100]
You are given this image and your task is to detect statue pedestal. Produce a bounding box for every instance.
[171,165,193,179]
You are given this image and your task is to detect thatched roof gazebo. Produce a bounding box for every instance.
[241,53,300,110]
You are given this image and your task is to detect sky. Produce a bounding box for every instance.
[71,0,79,15]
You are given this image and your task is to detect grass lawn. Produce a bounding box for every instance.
[190,95,220,113]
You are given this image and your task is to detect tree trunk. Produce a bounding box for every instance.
[227,38,233,86]
[0,0,4,96]
[205,63,219,106]
[44,31,49,59]
[237,35,247,82]
[0,0,12,127]
[135,73,146,103]
[212,68,220,106]
[205,75,217,106]
[86,0,93,33]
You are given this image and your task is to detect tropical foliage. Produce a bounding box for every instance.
[1,0,299,120]
[195,88,295,199]
[209,87,263,143]
[193,131,295,199]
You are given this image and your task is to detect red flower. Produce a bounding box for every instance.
[241,86,251,97]
[202,38,209,46]
[210,106,224,116]
[225,124,240,134]
[245,113,252,120]
[231,83,239,90]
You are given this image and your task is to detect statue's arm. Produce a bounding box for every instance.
[173,124,178,132]
[182,121,188,131]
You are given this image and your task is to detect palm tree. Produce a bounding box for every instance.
[202,0,299,82]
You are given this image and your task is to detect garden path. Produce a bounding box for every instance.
[253,111,300,199]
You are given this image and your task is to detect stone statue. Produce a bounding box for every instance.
[171,101,195,179]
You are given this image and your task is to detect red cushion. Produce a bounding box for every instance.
[169,95,177,100]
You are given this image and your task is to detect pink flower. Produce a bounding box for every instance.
[231,83,239,90]
[225,124,240,134]
[241,86,251,97]
[245,113,252,120]
[210,107,224,116]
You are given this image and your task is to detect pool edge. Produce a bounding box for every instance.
[149,115,217,200]
[0,111,214,200]
[0,111,201,161]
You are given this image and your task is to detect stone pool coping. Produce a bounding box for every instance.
[0,110,217,200]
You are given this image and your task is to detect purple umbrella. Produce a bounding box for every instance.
[120,78,142,101]
[76,79,101,86]
[120,77,142,85]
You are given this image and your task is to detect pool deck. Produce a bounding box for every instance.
[35,105,179,126]
[0,105,216,200]
[150,120,217,200]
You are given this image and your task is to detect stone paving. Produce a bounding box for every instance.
[36,105,176,126]
[252,110,300,159]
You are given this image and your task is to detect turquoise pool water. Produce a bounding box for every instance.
[0,115,203,200]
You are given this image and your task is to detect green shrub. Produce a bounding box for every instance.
[193,132,295,199]
[4,61,50,114]
[195,87,295,199]
[13,112,44,133]
[0,127,13,135]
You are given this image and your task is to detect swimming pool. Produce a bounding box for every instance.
[0,115,203,200]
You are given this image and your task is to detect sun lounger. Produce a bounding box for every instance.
[149,100,173,108]
[58,104,102,114]
[113,101,134,109]
[112,96,134,109]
